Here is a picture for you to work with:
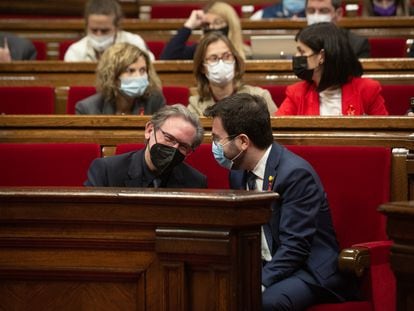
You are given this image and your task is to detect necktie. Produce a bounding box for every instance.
[246,171,257,190]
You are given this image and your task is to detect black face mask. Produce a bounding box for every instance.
[292,56,314,82]
[149,143,185,176]
[202,26,229,37]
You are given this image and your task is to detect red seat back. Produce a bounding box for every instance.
[0,86,55,114]
[286,145,390,249]
[369,38,407,58]
[66,86,96,114]
[150,4,203,18]
[162,86,190,106]
[381,84,413,115]
[0,143,101,186]
[59,40,76,60]
[260,85,287,108]
[115,143,229,189]
[32,40,47,60]
[147,41,165,59]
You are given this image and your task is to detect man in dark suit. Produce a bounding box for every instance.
[0,32,37,62]
[204,93,357,310]
[306,0,370,58]
[85,104,207,188]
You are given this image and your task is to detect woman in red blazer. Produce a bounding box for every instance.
[276,22,388,116]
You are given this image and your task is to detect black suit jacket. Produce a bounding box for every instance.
[230,143,357,301]
[0,32,37,60]
[342,28,370,58]
[85,149,207,188]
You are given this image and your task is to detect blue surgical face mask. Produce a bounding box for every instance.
[212,139,243,170]
[283,0,306,14]
[119,74,149,98]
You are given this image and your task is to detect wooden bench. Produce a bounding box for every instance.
[0,59,413,114]
[0,17,413,60]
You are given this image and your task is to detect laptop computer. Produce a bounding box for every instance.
[250,35,297,59]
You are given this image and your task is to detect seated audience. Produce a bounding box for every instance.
[204,93,358,310]
[250,0,306,19]
[75,43,165,115]
[306,0,370,58]
[363,0,407,16]
[85,104,207,188]
[64,0,154,62]
[0,32,36,62]
[160,1,250,60]
[188,32,276,116]
[276,22,388,116]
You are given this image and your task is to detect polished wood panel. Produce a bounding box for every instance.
[0,187,277,311]
[379,201,414,311]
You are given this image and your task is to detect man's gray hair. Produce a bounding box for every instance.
[150,104,204,148]
[306,0,342,10]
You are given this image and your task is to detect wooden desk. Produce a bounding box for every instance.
[1,59,413,114]
[0,187,276,310]
[0,17,413,59]
[379,201,414,311]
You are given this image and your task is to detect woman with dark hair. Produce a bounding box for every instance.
[276,22,388,116]
[189,32,276,116]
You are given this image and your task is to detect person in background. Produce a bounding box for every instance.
[189,32,276,116]
[306,0,370,58]
[64,0,154,62]
[363,0,407,16]
[276,22,388,116]
[160,1,250,60]
[204,93,358,310]
[250,0,306,19]
[75,43,165,115]
[0,32,36,62]
[85,104,207,188]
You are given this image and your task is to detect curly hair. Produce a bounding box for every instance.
[193,32,245,102]
[96,42,162,102]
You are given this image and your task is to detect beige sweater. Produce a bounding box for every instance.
[188,85,277,116]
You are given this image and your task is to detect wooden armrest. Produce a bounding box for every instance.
[338,246,370,277]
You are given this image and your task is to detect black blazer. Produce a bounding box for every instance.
[0,32,37,60]
[85,149,207,188]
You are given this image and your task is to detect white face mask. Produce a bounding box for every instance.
[306,13,333,25]
[88,33,114,52]
[119,74,149,98]
[205,60,235,86]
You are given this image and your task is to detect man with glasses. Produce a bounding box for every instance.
[204,93,357,310]
[85,104,207,188]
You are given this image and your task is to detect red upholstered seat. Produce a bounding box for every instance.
[0,86,55,114]
[260,85,287,108]
[150,4,203,18]
[285,146,394,311]
[115,143,229,189]
[162,86,190,106]
[146,41,165,59]
[0,143,101,186]
[66,86,96,114]
[369,38,407,58]
[32,40,47,60]
[58,40,75,60]
[381,84,413,115]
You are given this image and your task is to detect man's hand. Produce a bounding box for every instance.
[0,37,12,62]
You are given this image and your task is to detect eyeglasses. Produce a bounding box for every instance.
[158,128,194,155]
[212,134,237,146]
[204,52,235,66]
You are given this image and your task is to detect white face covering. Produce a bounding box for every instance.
[88,34,115,52]
[205,60,235,86]
[306,13,333,25]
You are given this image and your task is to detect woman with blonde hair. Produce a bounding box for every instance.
[75,42,165,115]
[189,32,275,116]
[160,1,251,60]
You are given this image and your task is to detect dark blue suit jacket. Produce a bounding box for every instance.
[230,142,356,301]
[85,149,207,188]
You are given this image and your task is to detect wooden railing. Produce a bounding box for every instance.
[1,17,413,59]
